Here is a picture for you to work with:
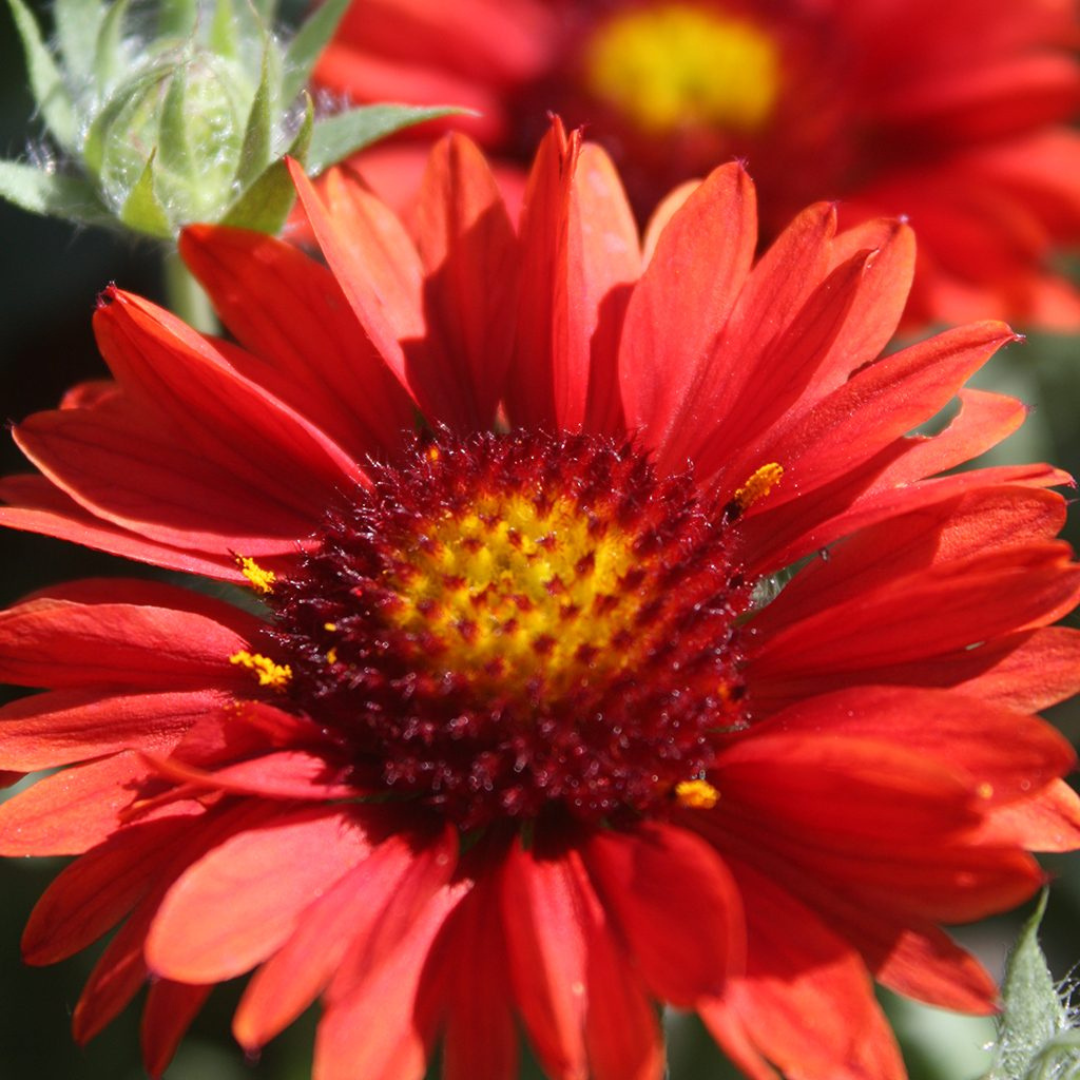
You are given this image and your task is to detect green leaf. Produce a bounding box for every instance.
[280,0,351,105]
[92,0,133,97]
[223,93,312,234]
[208,0,240,60]
[118,151,172,237]
[285,91,315,162]
[221,157,295,234]
[987,891,1070,1080]
[54,0,107,83]
[249,0,277,25]
[224,0,273,68]
[156,0,197,38]
[1019,1028,1080,1080]
[307,104,462,175]
[1025,1033,1080,1080]
[7,0,78,150]
[233,48,274,190]
[157,67,193,181]
[0,159,112,224]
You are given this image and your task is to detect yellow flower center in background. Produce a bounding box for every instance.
[584,3,781,135]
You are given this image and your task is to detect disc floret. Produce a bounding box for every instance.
[269,430,753,829]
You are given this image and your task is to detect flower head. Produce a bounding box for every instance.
[316,0,1080,329]
[2,123,1080,1079]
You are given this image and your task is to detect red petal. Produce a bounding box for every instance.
[313,875,469,1080]
[641,181,698,264]
[701,861,906,1080]
[14,403,315,555]
[717,734,978,849]
[0,688,228,770]
[737,389,1049,573]
[649,200,834,475]
[620,162,757,457]
[434,864,519,1080]
[0,474,242,579]
[72,800,274,1044]
[864,627,1080,715]
[755,687,1075,807]
[974,779,1080,852]
[867,924,1000,1014]
[580,911,665,1080]
[697,1004,779,1080]
[723,321,1018,516]
[235,823,457,1048]
[94,289,360,499]
[875,55,1079,140]
[141,980,213,1078]
[715,799,1043,925]
[22,805,203,964]
[415,132,519,428]
[180,225,417,460]
[690,818,1000,1015]
[500,839,590,1079]
[324,823,459,1003]
[146,806,376,983]
[753,485,1067,636]
[505,119,580,429]
[142,748,357,803]
[582,822,742,1006]
[0,579,261,690]
[884,387,1030,484]
[501,836,663,1080]
[562,141,641,434]
[73,900,155,1045]
[0,751,161,856]
[810,217,917,394]
[692,248,875,480]
[750,543,1080,684]
[288,160,433,414]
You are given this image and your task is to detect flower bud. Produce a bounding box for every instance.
[1,0,453,238]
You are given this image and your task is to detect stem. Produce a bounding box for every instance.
[163,250,219,334]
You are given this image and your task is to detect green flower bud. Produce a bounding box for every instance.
[1,0,455,238]
[988,890,1080,1080]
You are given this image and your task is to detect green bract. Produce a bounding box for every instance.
[2,0,456,238]
[987,891,1080,1080]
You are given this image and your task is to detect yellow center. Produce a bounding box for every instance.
[584,3,781,135]
[383,491,646,699]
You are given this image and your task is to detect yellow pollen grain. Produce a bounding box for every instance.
[324,622,338,632]
[675,779,721,810]
[238,556,276,595]
[977,782,994,800]
[584,3,781,136]
[326,647,338,666]
[733,462,784,512]
[229,650,292,692]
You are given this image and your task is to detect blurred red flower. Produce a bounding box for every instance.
[316,0,1080,329]
[2,125,1080,1079]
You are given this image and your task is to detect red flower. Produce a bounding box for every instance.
[2,124,1080,1080]
[316,0,1080,330]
